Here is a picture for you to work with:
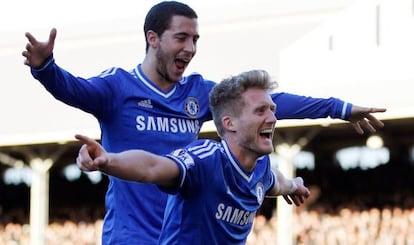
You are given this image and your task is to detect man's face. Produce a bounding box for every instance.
[234,88,277,156]
[156,15,199,84]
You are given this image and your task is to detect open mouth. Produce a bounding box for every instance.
[175,58,189,70]
[259,129,273,139]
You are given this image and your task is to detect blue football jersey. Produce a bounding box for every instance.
[161,139,275,244]
[32,59,214,244]
[31,56,351,244]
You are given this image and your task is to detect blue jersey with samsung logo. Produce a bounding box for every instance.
[162,139,275,245]
[31,56,351,244]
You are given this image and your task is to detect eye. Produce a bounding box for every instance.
[175,33,188,42]
[193,36,199,45]
[176,36,186,42]
[256,106,267,115]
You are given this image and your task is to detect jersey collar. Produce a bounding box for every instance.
[222,140,254,182]
[134,64,178,99]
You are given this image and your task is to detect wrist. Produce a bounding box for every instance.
[32,55,54,71]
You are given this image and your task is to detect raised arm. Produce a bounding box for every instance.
[22,28,57,68]
[75,134,180,188]
[272,92,386,134]
[267,169,310,206]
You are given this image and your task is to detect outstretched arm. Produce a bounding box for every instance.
[22,28,57,68]
[348,105,386,134]
[75,134,180,188]
[272,92,386,134]
[267,169,310,206]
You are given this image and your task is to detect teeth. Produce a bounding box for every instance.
[260,129,272,134]
[177,57,190,63]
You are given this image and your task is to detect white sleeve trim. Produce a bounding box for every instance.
[341,102,349,119]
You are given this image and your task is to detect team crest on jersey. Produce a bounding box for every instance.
[184,97,200,118]
[255,182,265,205]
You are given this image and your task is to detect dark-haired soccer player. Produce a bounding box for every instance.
[23,1,385,244]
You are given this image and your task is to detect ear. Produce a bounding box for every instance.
[146,30,159,49]
[222,116,237,132]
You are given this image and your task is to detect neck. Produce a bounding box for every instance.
[141,59,175,92]
[224,139,259,172]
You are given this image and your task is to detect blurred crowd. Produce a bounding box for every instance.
[0,206,105,245]
[247,204,414,245]
[2,200,414,245]
[2,162,414,244]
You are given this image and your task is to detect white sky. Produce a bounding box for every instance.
[1,1,155,31]
[0,0,261,31]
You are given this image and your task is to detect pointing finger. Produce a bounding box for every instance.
[75,134,96,145]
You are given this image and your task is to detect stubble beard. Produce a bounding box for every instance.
[241,134,270,158]
[156,47,181,84]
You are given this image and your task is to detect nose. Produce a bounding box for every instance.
[268,110,277,125]
[184,39,196,53]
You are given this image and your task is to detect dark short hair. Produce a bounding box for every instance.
[143,1,198,52]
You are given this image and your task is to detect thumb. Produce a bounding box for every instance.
[48,28,57,48]
[294,177,304,185]
[94,155,110,166]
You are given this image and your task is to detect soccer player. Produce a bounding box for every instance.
[22,1,385,244]
[76,69,311,245]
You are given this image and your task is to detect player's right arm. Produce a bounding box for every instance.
[75,134,180,188]
[22,28,115,117]
[23,28,56,68]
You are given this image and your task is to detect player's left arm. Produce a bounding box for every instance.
[272,92,386,134]
[267,169,310,206]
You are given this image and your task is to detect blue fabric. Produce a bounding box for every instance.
[31,57,351,244]
[161,139,274,244]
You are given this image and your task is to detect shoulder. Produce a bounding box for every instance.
[168,139,222,165]
[255,155,274,182]
[94,67,130,79]
[256,155,271,169]
[185,139,222,158]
